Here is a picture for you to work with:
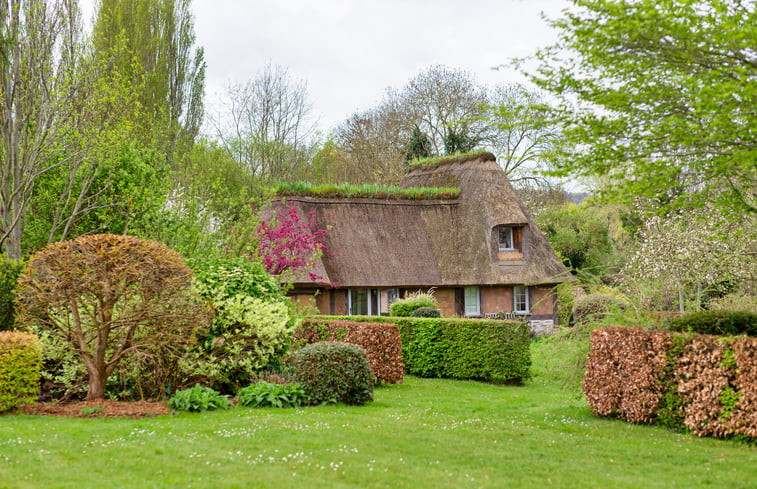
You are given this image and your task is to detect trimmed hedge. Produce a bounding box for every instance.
[320,316,531,383]
[585,327,757,441]
[295,319,404,384]
[668,310,757,337]
[291,342,373,405]
[0,331,42,412]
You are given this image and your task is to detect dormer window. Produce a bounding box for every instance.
[497,225,523,252]
[494,225,525,262]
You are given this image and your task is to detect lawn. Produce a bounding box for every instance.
[1,374,754,489]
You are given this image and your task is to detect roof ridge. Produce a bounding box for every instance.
[405,151,497,173]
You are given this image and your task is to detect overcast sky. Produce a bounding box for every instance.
[192,0,569,133]
[80,0,570,133]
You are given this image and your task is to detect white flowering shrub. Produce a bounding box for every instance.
[624,209,755,311]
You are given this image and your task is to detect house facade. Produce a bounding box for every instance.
[279,152,572,332]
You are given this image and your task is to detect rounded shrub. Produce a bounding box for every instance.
[0,332,42,412]
[291,342,373,405]
[572,293,626,326]
[668,310,757,337]
[411,307,442,318]
[389,291,438,317]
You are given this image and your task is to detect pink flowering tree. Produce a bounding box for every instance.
[254,203,330,285]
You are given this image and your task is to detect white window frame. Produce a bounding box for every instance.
[498,226,514,251]
[513,285,529,315]
[464,286,481,316]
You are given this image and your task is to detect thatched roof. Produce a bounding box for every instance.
[276,153,571,288]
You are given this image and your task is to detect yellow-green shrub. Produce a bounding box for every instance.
[0,332,42,412]
[186,257,298,392]
[183,298,296,390]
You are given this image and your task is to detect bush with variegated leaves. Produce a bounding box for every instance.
[185,257,298,391]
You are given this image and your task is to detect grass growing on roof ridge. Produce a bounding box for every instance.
[406,150,497,172]
[274,181,460,200]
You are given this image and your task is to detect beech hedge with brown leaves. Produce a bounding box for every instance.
[295,319,404,384]
[585,327,756,440]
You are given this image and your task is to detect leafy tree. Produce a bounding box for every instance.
[335,107,407,184]
[0,0,124,259]
[333,67,565,185]
[536,202,629,274]
[443,128,476,155]
[398,65,489,155]
[15,234,210,400]
[309,138,351,185]
[93,0,206,164]
[527,0,757,216]
[23,145,169,252]
[158,137,271,262]
[485,84,563,183]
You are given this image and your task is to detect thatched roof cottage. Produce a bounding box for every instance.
[278,152,572,331]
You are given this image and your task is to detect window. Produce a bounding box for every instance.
[464,286,480,316]
[349,289,380,315]
[497,226,523,252]
[498,227,513,251]
[513,285,529,314]
[350,289,369,315]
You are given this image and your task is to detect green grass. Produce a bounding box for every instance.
[274,182,460,200]
[1,373,754,489]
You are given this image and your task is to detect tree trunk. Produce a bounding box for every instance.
[86,365,107,400]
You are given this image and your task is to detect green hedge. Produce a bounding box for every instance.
[318,316,531,383]
[0,331,42,412]
[668,310,757,337]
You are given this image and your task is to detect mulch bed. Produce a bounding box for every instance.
[19,400,171,419]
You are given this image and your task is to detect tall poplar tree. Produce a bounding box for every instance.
[93,0,205,165]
